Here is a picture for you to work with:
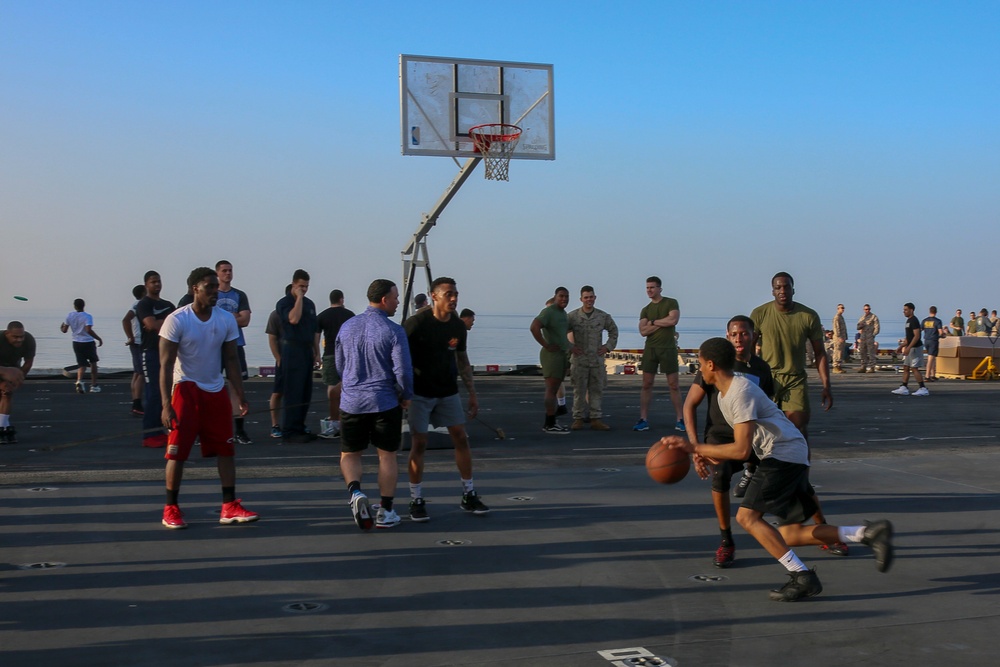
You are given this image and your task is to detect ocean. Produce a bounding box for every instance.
[9,308,912,373]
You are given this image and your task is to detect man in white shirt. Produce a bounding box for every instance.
[60,298,103,393]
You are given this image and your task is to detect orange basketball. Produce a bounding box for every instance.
[645,440,691,484]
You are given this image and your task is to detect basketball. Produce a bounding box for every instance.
[645,440,691,484]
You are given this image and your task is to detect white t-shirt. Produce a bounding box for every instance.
[129,300,142,340]
[718,374,810,465]
[159,305,239,392]
[65,311,95,343]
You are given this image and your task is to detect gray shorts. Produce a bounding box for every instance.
[904,347,923,368]
[407,393,465,433]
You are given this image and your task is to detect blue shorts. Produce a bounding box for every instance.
[129,343,143,374]
[407,393,465,433]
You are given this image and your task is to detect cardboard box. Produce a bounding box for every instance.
[937,336,1000,358]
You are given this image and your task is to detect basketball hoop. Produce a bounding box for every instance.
[469,123,522,181]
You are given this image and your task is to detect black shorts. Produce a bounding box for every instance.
[221,346,249,380]
[129,343,143,374]
[73,341,99,366]
[740,458,818,526]
[272,362,284,394]
[925,342,939,356]
[710,449,761,493]
[341,406,403,453]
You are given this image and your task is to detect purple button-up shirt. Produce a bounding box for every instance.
[335,305,413,414]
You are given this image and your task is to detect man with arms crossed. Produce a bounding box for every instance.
[159,267,258,529]
[684,316,772,568]
[634,276,683,432]
[215,260,253,445]
[404,277,488,522]
[136,271,175,448]
[831,304,847,373]
[336,279,413,530]
[530,287,572,434]
[567,285,618,431]
[665,337,893,601]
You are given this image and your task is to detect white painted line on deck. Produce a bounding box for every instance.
[868,435,996,442]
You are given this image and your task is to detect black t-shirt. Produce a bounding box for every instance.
[276,295,318,344]
[695,356,774,444]
[905,316,922,348]
[135,296,176,350]
[403,308,467,398]
[317,306,356,357]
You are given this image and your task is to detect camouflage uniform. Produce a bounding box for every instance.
[567,307,618,420]
[857,312,880,371]
[832,311,847,370]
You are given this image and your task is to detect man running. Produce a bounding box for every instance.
[60,298,104,393]
[891,303,929,397]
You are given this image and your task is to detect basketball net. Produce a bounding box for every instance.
[469,123,522,181]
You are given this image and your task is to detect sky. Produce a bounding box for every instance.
[2,1,998,325]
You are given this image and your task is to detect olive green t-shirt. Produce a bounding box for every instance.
[750,301,824,378]
[640,297,679,349]
[535,305,569,352]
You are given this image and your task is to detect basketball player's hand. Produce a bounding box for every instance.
[162,405,177,430]
[692,453,711,480]
[660,435,692,452]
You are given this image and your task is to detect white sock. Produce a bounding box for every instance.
[839,525,867,543]
[557,397,566,406]
[0,414,9,427]
[461,478,474,493]
[409,483,422,500]
[778,550,808,572]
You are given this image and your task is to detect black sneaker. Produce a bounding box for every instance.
[542,424,570,434]
[861,519,894,572]
[0,427,9,445]
[714,542,735,568]
[733,469,753,498]
[555,404,568,416]
[768,569,822,601]
[3,426,17,444]
[461,491,490,515]
[409,497,430,522]
[234,432,253,445]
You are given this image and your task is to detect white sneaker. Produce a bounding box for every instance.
[891,385,910,396]
[89,385,101,393]
[376,507,401,529]
[913,387,930,396]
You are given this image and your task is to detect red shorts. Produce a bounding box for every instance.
[166,382,234,461]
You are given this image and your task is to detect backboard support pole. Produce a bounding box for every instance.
[400,156,482,321]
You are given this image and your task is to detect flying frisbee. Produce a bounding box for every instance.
[13,296,28,301]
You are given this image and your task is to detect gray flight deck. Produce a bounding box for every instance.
[2,369,999,666]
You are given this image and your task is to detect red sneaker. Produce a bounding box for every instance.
[162,504,187,529]
[220,499,259,524]
[143,433,168,448]
[714,542,736,568]
[820,541,849,556]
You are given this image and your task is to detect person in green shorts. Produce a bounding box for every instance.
[530,287,574,434]
[634,276,683,432]
[751,272,846,556]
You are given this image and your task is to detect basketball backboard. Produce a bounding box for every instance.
[400,54,555,160]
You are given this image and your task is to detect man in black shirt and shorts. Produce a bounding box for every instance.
[317,289,355,439]
[136,271,175,448]
[892,303,929,396]
[403,277,488,521]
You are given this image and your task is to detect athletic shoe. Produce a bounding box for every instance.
[5,426,17,444]
[318,424,340,439]
[376,507,401,529]
[220,499,259,524]
[409,497,430,522]
[89,385,101,393]
[270,426,282,438]
[461,491,491,515]
[555,404,568,416]
[861,519,894,573]
[0,427,9,445]
[866,368,876,373]
[633,419,649,432]
[162,504,188,529]
[350,492,374,531]
[675,419,685,432]
[833,367,846,374]
[820,541,849,557]
[714,542,735,568]
[891,385,910,396]
[733,469,753,498]
[234,432,253,445]
[570,419,585,430]
[913,387,930,396]
[542,424,570,434]
[857,367,867,373]
[768,569,822,601]
[142,433,168,448]
[75,382,85,394]
[591,419,611,431]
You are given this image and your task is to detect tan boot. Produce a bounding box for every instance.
[570,419,585,430]
[590,419,611,431]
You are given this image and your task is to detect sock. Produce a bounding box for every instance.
[778,550,808,572]
[838,525,866,543]
[720,527,733,547]
[557,397,566,406]
[132,399,142,410]
[347,480,361,496]
[918,381,926,388]
[0,414,9,427]
[409,482,423,500]
[166,489,179,506]
[235,417,245,433]
[461,478,474,494]
[545,414,555,428]
[381,496,394,512]
[222,486,236,504]
[900,383,908,388]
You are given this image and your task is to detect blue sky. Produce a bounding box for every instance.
[2,1,997,326]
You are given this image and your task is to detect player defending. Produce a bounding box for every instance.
[665,338,893,601]
[158,267,258,529]
[404,277,488,522]
[684,316,771,568]
[635,276,683,432]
